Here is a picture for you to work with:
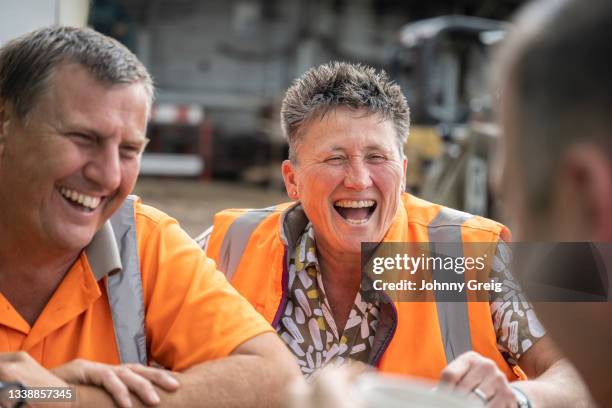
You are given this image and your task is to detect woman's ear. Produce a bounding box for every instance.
[281,160,299,200]
[556,144,612,241]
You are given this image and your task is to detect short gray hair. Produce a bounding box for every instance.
[496,0,612,211]
[0,25,153,120]
[281,62,410,162]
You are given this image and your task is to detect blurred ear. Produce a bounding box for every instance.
[0,98,9,156]
[555,144,612,241]
[281,160,299,200]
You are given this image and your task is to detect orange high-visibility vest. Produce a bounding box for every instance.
[205,193,526,381]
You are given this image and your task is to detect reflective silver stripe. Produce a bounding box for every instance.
[87,222,122,281]
[106,196,148,365]
[428,207,474,363]
[195,225,214,252]
[217,207,277,280]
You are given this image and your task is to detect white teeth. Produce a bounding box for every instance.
[59,187,101,210]
[334,199,376,208]
[345,218,369,225]
[333,199,376,225]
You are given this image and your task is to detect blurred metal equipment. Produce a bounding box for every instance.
[396,16,508,124]
[140,103,211,178]
[86,1,523,186]
[393,16,508,217]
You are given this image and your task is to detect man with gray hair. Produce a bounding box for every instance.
[0,26,300,407]
[495,0,612,405]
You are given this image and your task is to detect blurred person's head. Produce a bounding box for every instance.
[495,0,612,404]
[280,62,409,256]
[0,26,151,254]
[495,0,612,242]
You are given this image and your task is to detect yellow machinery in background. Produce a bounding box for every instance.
[393,16,508,219]
[404,126,443,193]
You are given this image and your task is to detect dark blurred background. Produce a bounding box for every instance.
[0,0,528,234]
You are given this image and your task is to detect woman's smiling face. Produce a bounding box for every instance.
[282,107,406,256]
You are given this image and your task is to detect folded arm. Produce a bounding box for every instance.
[76,332,301,407]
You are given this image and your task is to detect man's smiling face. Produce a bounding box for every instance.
[0,62,149,253]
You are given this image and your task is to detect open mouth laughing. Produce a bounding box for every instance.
[59,187,102,212]
[333,199,377,225]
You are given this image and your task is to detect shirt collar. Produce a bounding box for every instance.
[294,223,319,270]
[85,221,122,281]
[294,223,383,303]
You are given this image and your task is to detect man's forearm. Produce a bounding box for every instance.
[515,359,594,408]
[74,384,116,407]
[69,331,301,408]
[168,353,298,407]
[74,354,299,408]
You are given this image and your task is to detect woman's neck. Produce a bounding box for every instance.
[315,239,362,332]
[315,240,361,287]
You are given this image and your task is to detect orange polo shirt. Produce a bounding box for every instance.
[0,199,273,371]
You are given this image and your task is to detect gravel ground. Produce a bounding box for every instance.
[133,177,290,237]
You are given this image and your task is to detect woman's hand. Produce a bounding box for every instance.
[440,351,518,408]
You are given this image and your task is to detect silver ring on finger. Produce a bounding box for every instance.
[471,387,489,404]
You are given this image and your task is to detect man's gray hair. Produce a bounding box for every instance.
[0,25,153,120]
[496,0,612,211]
[281,61,410,162]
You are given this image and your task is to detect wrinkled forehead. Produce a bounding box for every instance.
[31,62,152,117]
[23,65,149,142]
[295,106,403,153]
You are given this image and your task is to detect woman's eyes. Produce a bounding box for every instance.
[325,156,346,164]
[366,154,386,163]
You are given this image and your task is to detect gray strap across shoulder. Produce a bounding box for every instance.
[107,196,148,365]
[216,206,278,280]
[428,207,474,364]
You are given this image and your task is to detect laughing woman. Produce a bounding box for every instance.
[197,62,588,407]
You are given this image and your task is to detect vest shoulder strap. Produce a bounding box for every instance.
[107,195,148,365]
[428,206,474,363]
[215,206,279,280]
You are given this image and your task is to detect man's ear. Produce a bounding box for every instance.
[281,160,299,200]
[556,145,612,241]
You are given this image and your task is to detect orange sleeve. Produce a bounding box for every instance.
[134,200,274,371]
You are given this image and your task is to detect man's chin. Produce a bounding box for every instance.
[53,226,99,253]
